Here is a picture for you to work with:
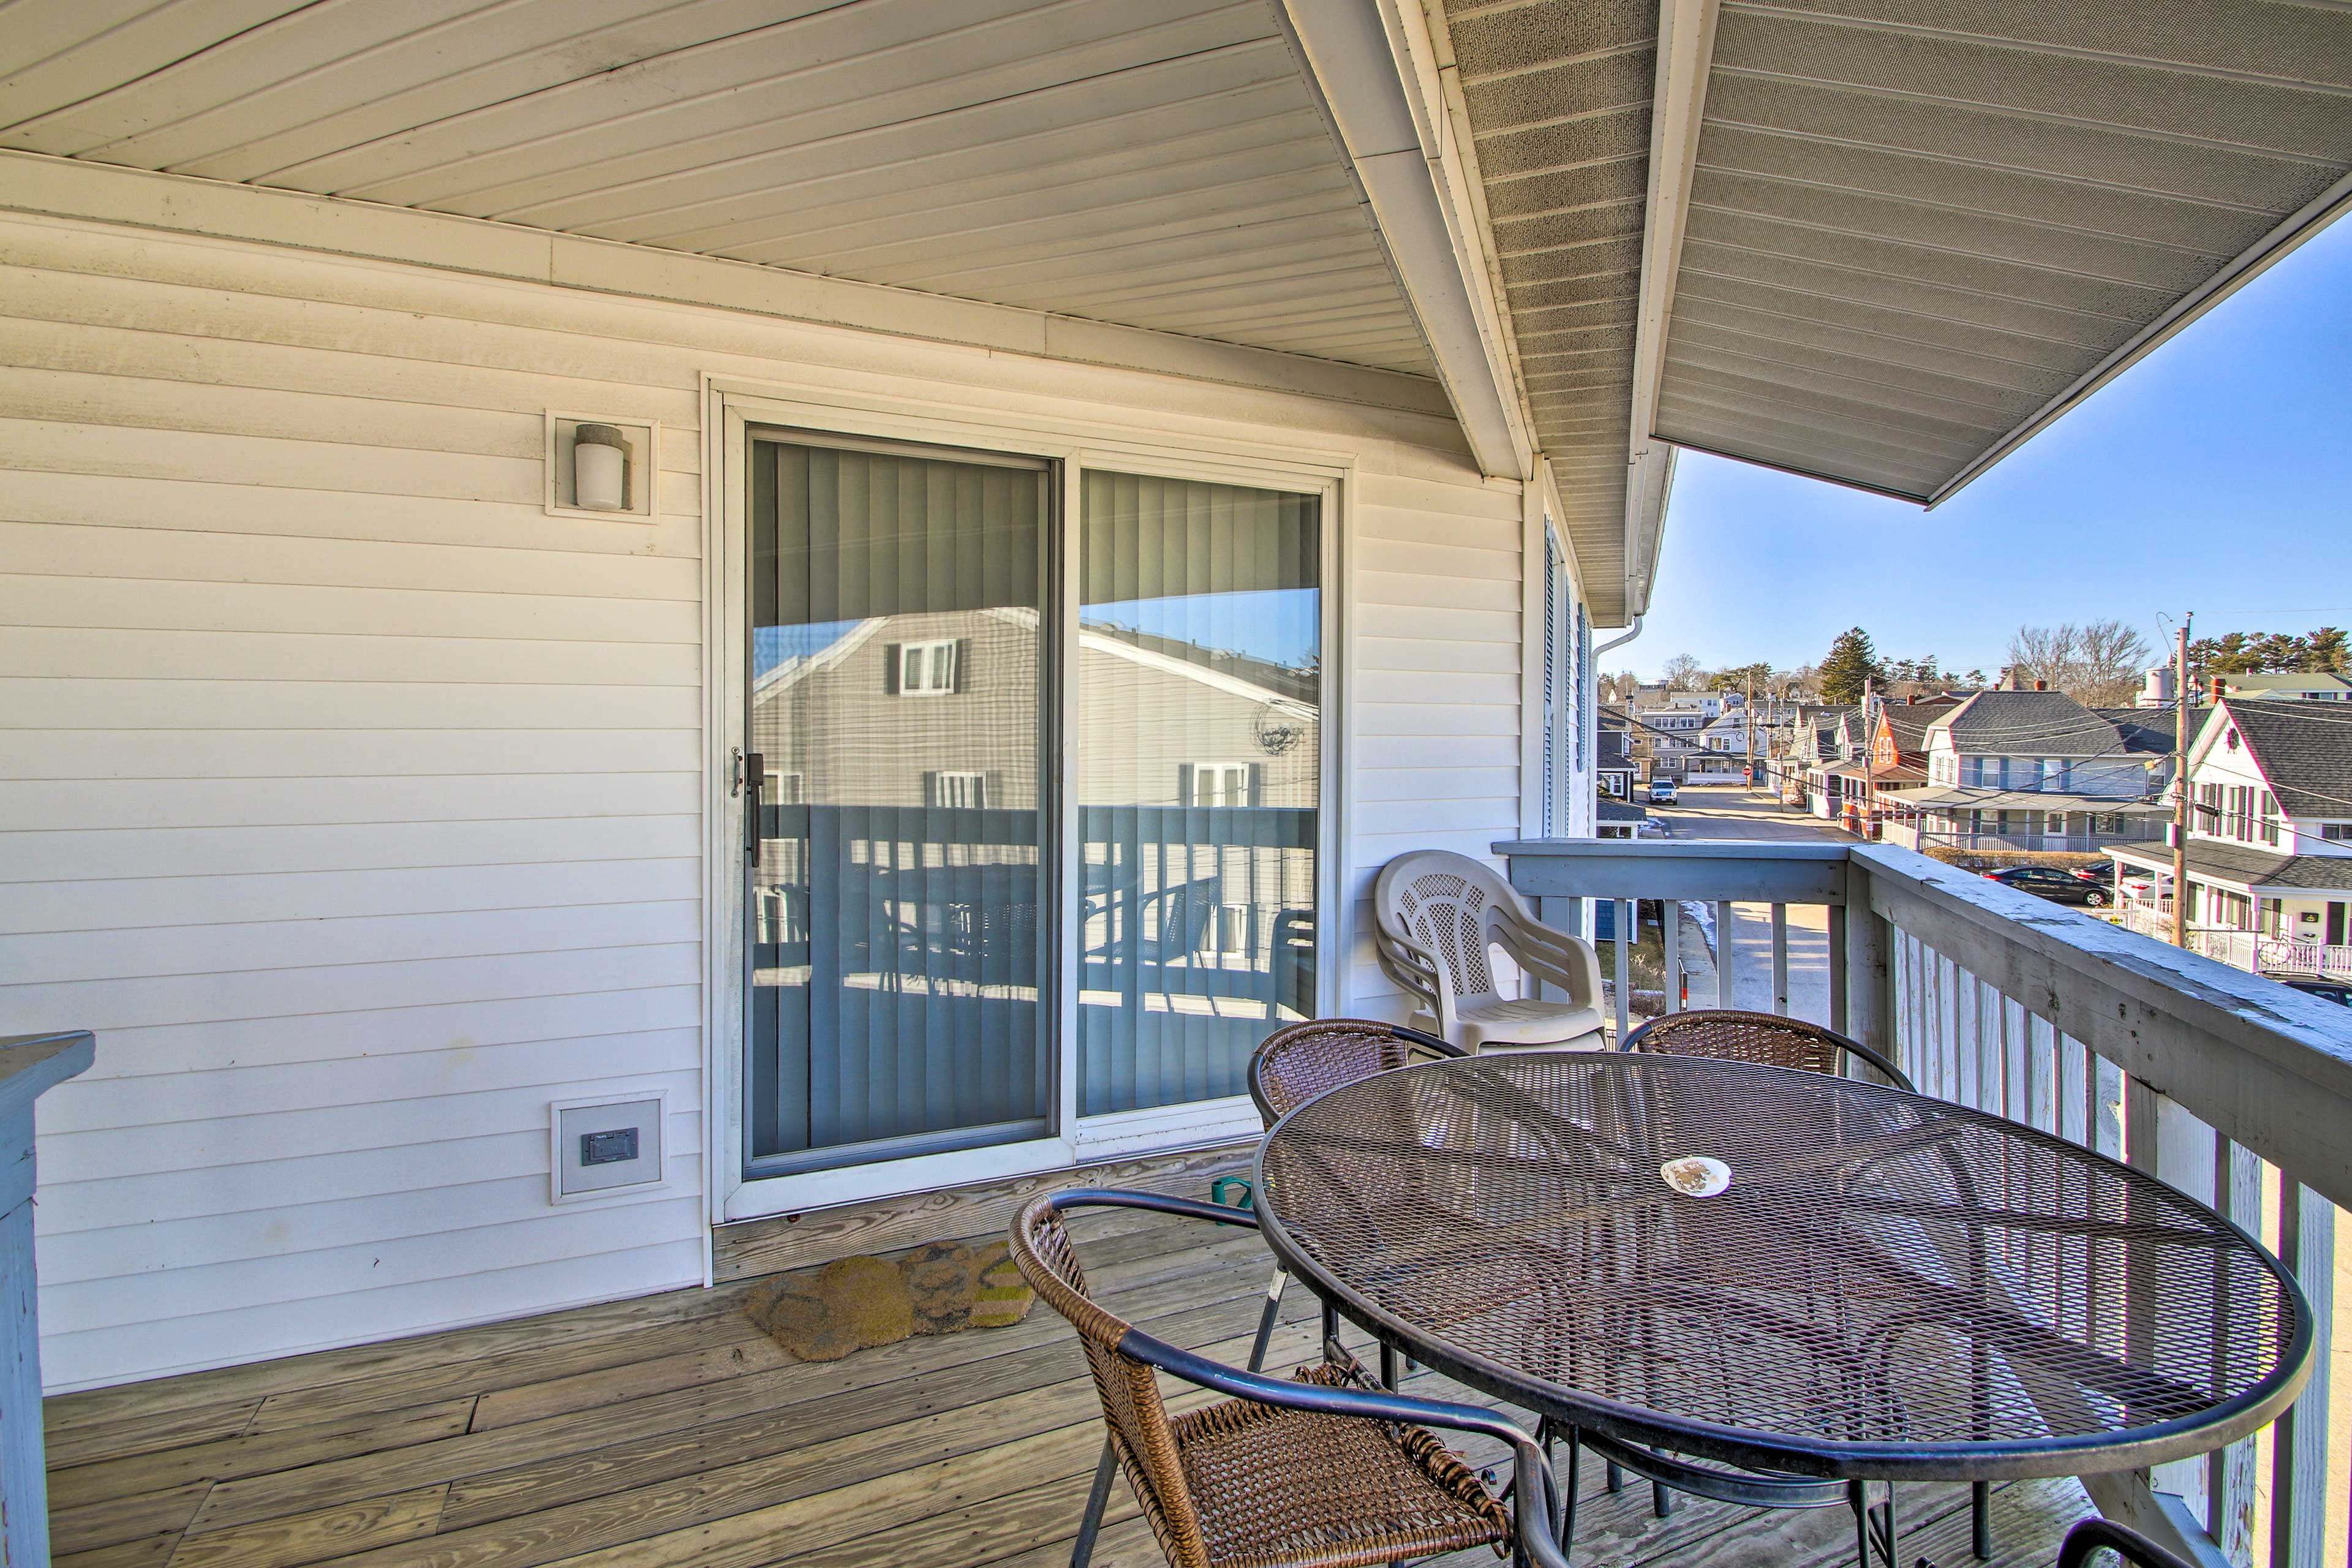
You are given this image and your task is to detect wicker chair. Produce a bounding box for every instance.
[1241,1020,1464,1376]
[1373,851,1605,1052]
[1618,1008,1914,1090]
[1012,1188,1571,1568]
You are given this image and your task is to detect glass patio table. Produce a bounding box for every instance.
[1250,1052,2313,1485]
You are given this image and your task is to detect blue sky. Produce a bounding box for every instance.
[1628,214,2352,681]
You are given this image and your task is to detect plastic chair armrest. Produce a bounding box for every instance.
[1496,919,1604,1008]
[1374,929,1450,1019]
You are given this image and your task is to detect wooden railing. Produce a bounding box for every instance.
[1,1030,93,1568]
[1496,839,2351,1568]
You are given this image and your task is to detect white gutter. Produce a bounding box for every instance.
[1596,616,1646,659]
[1276,0,1533,481]
[1624,0,1719,614]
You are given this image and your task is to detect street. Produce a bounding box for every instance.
[1643,781,1843,1020]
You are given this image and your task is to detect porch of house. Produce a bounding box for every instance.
[44,1197,2096,1568]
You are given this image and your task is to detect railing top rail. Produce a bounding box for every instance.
[1492,839,1850,862]
[0,1030,94,1123]
[1493,839,1849,905]
[1850,843,2352,1208]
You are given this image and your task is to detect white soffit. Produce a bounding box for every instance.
[1659,0,2352,506]
[0,0,1440,379]
[1437,0,1660,625]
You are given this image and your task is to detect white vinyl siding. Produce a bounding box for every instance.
[1349,473,1537,1014]
[0,206,1536,1389]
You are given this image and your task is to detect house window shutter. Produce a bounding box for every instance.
[1246,763,1264,808]
[883,643,901,694]
[1541,542,1558,837]
[952,636,971,693]
[1175,763,1194,809]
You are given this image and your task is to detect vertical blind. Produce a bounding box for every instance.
[747,440,1050,1172]
[1076,470,1322,1116]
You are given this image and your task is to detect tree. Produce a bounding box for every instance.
[2186,625,2351,685]
[1817,628,1885,705]
[2309,627,2348,676]
[1880,655,1956,700]
[1659,653,1703,690]
[1707,661,1774,695]
[2006,619,2150,706]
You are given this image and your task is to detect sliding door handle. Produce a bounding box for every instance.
[744,751,766,864]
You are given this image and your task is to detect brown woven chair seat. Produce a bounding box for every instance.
[1171,1361,1511,1568]
[1013,1189,1569,1568]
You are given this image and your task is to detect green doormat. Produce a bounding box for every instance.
[743,1238,1034,1363]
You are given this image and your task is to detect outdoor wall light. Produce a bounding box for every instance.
[545,413,658,521]
[571,423,630,512]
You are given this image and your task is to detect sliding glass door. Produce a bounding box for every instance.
[739,429,1326,1189]
[744,435,1052,1175]
[1076,471,1322,1115]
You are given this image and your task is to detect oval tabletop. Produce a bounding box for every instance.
[1251,1052,2312,1482]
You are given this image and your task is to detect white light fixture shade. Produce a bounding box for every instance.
[572,423,630,511]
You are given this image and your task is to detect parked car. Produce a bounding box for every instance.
[2285,978,2352,1008]
[2068,863,2115,886]
[1647,780,1679,805]
[1981,865,2111,907]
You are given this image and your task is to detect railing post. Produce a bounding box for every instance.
[1841,864,1894,1065]
[2269,1183,2333,1568]
[0,1031,95,1568]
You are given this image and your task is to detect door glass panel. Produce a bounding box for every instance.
[747,437,1049,1174]
[1076,470,1321,1115]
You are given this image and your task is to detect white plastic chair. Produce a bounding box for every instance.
[1373,850,1605,1052]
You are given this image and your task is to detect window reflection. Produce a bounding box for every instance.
[1076,471,1322,1115]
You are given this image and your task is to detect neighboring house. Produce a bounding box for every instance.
[1597,712,1637,802]
[1619,701,1709,779]
[2110,701,2352,975]
[1864,696,1962,802]
[1686,703,1755,780]
[1596,799,1649,840]
[2218,672,2352,703]
[1791,707,1866,819]
[1884,690,2171,851]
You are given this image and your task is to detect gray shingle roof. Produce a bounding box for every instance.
[2218,700,2352,819]
[2111,840,2352,892]
[1930,691,2121,757]
[1882,698,1962,752]
[2097,709,2178,756]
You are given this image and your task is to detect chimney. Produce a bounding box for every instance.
[2211,676,2227,702]
[2034,679,2048,692]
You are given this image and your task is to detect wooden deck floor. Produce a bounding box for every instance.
[45,1209,2095,1568]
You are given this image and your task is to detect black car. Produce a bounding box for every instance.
[1981,865,2111,907]
[2285,978,2352,1008]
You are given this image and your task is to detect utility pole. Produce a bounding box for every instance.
[2171,613,2193,948]
[1743,675,1755,790]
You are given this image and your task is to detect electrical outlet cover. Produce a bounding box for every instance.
[551,1093,666,1200]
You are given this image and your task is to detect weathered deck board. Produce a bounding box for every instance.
[47,1210,2093,1568]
